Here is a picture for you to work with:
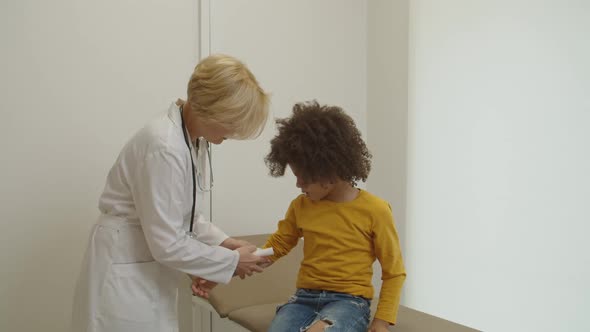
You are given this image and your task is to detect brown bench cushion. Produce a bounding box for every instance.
[227,303,276,332]
[228,303,480,332]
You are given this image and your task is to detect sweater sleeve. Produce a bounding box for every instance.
[263,199,302,261]
[373,203,406,324]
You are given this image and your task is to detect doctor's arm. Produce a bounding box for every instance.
[190,214,254,250]
[131,150,263,284]
[190,210,262,279]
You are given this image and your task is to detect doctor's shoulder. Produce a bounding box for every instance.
[122,117,185,165]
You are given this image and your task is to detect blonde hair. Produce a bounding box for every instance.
[187,54,270,139]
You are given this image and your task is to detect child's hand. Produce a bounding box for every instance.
[367,318,390,332]
[257,256,274,269]
[190,276,218,299]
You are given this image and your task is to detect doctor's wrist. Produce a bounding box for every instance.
[219,237,241,250]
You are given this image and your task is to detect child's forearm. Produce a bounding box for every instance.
[374,273,406,324]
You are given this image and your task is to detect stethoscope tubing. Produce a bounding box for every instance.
[180,106,197,233]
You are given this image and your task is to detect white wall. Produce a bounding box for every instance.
[406,1,590,331]
[208,0,367,236]
[367,0,409,244]
[366,0,409,300]
[0,1,201,331]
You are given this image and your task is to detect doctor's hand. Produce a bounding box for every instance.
[234,245,264,279]
[190,276,217,299]
[220,237,255,250]
[257,256,274,269]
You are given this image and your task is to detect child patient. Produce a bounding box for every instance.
[263,101,406,332]
[191,101,406,331]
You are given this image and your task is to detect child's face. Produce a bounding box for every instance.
[290,165,334,201]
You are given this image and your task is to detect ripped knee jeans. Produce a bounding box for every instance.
[267,288,371,332]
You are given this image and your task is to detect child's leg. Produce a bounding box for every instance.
[306,294,371,332]
[268,290,321,332]
[267,301,317,332]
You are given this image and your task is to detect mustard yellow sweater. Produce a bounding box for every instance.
[264,189,406,324]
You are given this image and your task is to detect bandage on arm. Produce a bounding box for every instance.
[253,247,274,257]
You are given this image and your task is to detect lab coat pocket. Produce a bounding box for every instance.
[96,261,161,332]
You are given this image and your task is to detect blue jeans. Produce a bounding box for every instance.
[267,289,371,332]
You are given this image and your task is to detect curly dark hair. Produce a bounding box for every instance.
[264,101,371,186]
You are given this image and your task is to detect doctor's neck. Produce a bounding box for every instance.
[181,102,203,141]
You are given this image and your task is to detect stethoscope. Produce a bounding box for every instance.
[179,105,213,234]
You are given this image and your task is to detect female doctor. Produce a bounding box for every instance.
[71,54,269,332]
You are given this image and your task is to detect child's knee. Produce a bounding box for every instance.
[304,319,332,332]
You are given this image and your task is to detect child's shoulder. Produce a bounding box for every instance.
[359,189,390,207]
[288,193,308,208]
[358,190,393,215]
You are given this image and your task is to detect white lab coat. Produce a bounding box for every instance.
[71,102,239,332]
